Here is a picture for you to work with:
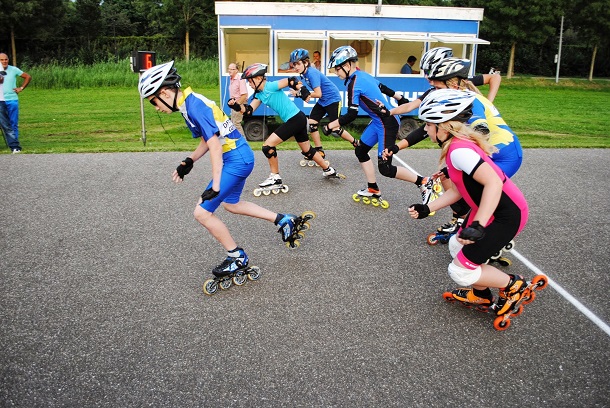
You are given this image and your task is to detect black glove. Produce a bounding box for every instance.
[459,221,486,241]
[322,124,332,136]
[227,98,242,112]
[441,167,449,179]
[388,144,399,155]
[374,103,390,117]
[299,87,311,101]
[176,157,194,180]
[288,76,300,90]
[200,187,219,202]
[410,204,431,219]
[397,96,409,105]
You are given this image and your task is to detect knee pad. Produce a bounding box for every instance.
[301,146,316,160]
[378,157,397,178]
[448,261,482,287]
[354,142,371,163]
[448,234,463,258]
[308,123,318,133]
[262,145,277,159]
[450,198,470,217]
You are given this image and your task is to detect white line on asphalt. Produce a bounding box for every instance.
[511,249,610,337]
[394,153,610,337]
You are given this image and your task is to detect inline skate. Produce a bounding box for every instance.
[203,248,261,295]
[426,217,464,246]
[277,211,316,249]
[442,274,548,331]
[299,147,329,167]
[253,173,289,196]
[323,165,346,180]
[352,187,389,209]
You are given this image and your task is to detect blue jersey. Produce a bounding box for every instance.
[346,70,396,124]
[178,87,250,160]
[300,67,341,107]
[254,80,300,122]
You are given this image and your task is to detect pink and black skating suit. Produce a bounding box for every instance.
[446,138,529,267]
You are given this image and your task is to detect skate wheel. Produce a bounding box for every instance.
[263,189,271,196]
[281,185,289,193]
[371,198,379,207]
[511,304,524,317]
[380,200,389,209]
[429,210,436,217]
[433,184,443,193]
[233,271,247,286]
[362,197,371,205]
[300,221,311,231]
[299,159,307,167]
[442,292,455,302]
[203,279,219,296]
[532,275,548,290]
[352,193,361,202]
[308,161,315,167]
[286,240,301,249]
[253,189,262,197]
[247,266,261,281]
[301,210,316,221]
[427,233,439,246]
[522,290,536,305]
[497,257,512,267]
[504,240,515,251]
[219,278,232,290]
[490,251,502,260]
[272,188,281,194]
[493,316,511,331]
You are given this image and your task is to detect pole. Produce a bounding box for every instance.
[555,15,564,84]
[139,73,147,146]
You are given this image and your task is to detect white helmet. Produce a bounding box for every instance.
[420,47,453,72]
[138,61,181,99]
[418,89,476,123]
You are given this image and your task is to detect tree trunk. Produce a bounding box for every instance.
[507,42,516,79]
[185,30,190,62]
[10,27,17,66]
[588,44,597,81]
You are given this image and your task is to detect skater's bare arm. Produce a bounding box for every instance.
[308,86,322,100]
[469,162,502,226]
[389,99,421,116]
[206,135,223,192]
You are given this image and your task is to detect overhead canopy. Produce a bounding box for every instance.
[276,31,327,40]
[431,35,490,45]
[382,33,432,42]
[329,32,383,41]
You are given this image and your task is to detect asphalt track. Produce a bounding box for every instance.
[1,148,609,407]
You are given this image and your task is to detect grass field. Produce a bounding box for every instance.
[6,77,610,154]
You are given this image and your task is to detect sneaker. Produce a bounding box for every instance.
[212,248,249,277]
[450,288,493,306]
[259,173,282,188]
[322,166,337,177]
[494,274,528,315]
[437,217,464,233]
[419,176,435,205]
[277,214,297,242]
[12,149,21,154]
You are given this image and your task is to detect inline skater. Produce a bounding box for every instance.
[289,48,356,165]
[323,45,399,208]
[139,61,309,283]
[379,47,502,206]
[408,88,530,315]
[228,63,342,194]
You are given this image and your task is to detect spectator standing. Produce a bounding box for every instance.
[0,53,31,147]
[227,63,248,136]
[312,51,322,70]
[0,70,20,152]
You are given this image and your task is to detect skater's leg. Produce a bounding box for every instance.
[262,133,282,174]
[299,140,327,168]
[361,159,376,184]
[308,120,323,149]
[222,200,277,223]
[194,206,237,251]
[394,166,419,183]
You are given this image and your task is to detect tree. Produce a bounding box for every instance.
[570,0,610,80]
[456,0,564,78]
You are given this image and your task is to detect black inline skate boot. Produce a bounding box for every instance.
[212,247,249,278]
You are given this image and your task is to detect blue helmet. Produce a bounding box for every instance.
[327,46,358,69]
[290,48,310,63]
